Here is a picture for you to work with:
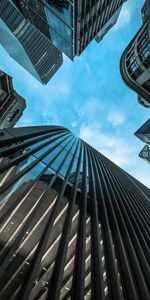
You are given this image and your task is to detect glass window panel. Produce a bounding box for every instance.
[50,149,67,172]
[26,131,62,143]
[44,166,55,176]
[45,1,72,27]
[65,137,76,152]
[26,137,55,150]
[59,152,73,177]
[42,143,65,165]
[32,141,57,157]
[54,134,70,144]
[59,138,71,148]
[0,159,45,205]
[70,140,78,155]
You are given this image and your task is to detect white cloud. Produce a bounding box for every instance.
[107,111,125,126]
[75,98,104,121]
[79,123,131,166]
[71,121,78,128]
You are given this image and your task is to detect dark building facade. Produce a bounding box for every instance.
[0,0,63,84]
[138,144,150,163]
[17,0,126,60]
[120,0,150,107]
[0,125,150,300]
[135,118,150,164]
[0,70,26,129]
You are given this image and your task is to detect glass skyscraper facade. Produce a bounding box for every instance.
[120,0,150,107]
[0,125,150,300]
[0,0,63,84]
[0,0,126,82]
[18,0,126,60]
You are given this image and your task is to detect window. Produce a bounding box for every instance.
[6,109,19,122]
[129,54,138,72]
[140,44,150,60]
[138,33,150,67]
[138,34,149,50]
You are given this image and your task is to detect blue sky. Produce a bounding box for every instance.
[0,0,150,187]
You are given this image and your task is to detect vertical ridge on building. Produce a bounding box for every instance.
[0,125,149,300]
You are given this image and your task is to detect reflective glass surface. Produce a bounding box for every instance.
[44,1,73,58]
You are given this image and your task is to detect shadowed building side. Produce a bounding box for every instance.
[17,0,126,60]
[0,125,149,300]
[139,144,150,164]
[120,0,150,107]
[0,70,26,129]
[0,1,63,84]
[135,118,150,164]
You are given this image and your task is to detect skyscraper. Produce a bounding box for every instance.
[18,0,126,60]
[0,125,150,300]
[0,0,63,84]
[135,118,150,164]
[120,0,150,108]
[0,70,26,128]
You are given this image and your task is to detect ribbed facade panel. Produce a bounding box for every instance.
[0,125,150,300]
[76,0,125,55]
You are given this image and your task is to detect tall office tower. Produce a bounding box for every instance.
[0,70,26,129]
[135,118,150,164]
[120,0,150,108]
[0,1,63,84]
[18,0,126,60]
[0,125,150,300]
